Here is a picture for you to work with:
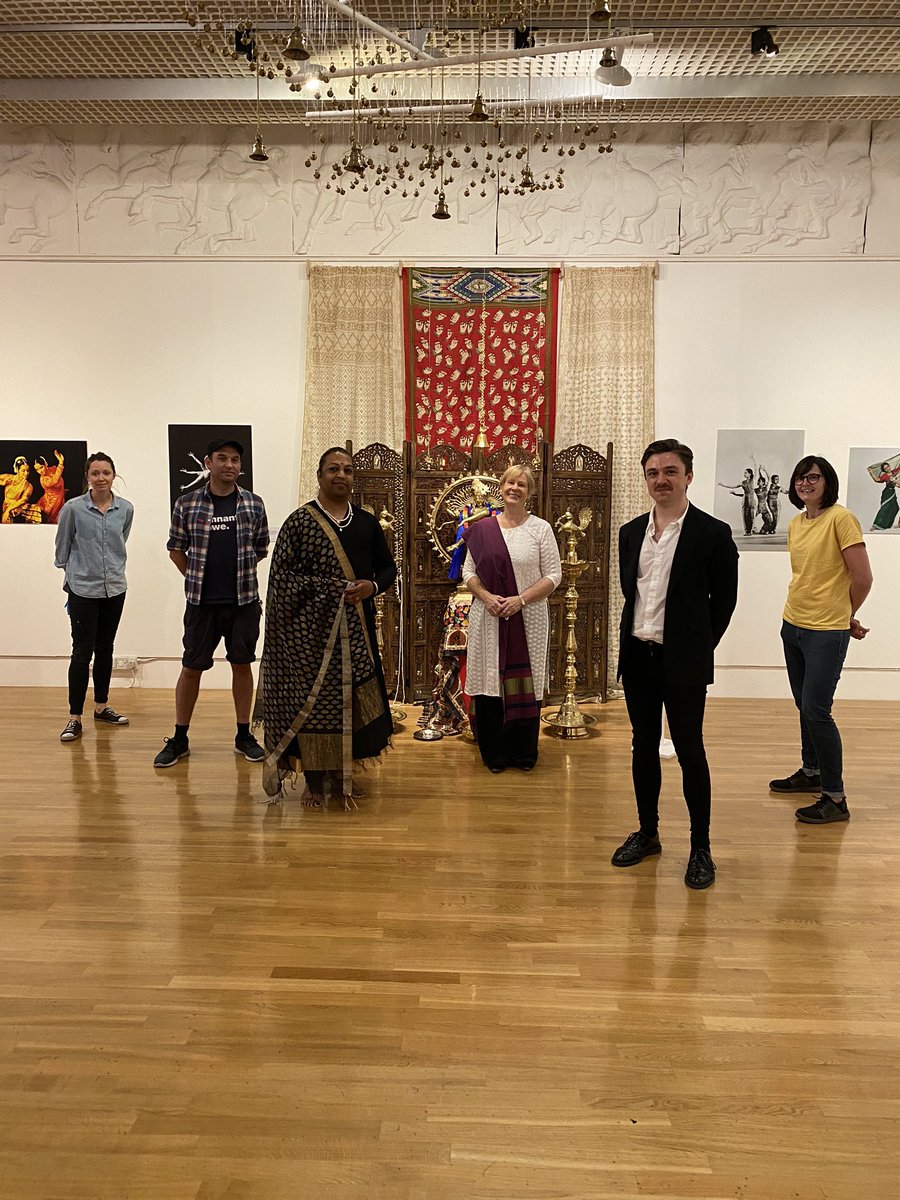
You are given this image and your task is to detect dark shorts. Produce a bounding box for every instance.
[182,601,261,672]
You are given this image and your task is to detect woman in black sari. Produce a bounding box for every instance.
[260,448,396,808]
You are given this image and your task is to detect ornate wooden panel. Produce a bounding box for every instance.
[347,440,406,699]
[546,442,613,702]
[407,441,543,701]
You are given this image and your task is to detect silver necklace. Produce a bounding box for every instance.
[315,498,353,530]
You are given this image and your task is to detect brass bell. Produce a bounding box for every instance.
[432,191,451,220]
[344,140,366,175]
[521,165,535,190]
[473,427,489,450]
[249,132,269,162]
[283,26,311,61]
[590,2,613,20]
[466,92,489,122]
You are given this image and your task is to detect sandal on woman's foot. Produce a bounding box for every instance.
[301,788,325,809]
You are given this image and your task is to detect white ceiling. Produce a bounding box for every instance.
[1,2,899,126]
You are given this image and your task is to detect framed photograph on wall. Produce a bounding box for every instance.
[0,440,88,525]
[713,429,804,551]
[167,425,253,510]
[846,447,900,535]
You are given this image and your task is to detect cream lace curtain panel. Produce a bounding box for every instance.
[299,265,405,502]
[556,265,656,691]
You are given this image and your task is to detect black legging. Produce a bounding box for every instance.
[66,590,126,715]
[471,694,540,771]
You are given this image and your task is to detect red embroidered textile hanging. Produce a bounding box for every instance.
[403,267,559,457]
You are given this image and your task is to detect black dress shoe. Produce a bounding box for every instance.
[684,847,716,889]
[611,830,662,867]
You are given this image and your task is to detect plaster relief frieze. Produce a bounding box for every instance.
[77,127,292,256]
[291,137,497,258]
[864,122,900,257]
[681,122,871,257]
[1,120,898,258]
[0,126,77,254]
[498,127,682,257]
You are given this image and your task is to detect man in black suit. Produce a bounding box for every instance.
[612,438,739,889]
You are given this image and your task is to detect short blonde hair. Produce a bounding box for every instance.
[499,464,536,497]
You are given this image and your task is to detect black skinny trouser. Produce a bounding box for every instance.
[471,694,540,770]
[66,590,126,715]
[622,639,711,850]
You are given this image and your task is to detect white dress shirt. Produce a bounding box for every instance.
[631,502,690,643]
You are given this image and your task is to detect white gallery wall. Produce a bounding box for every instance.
[1,120,899,698]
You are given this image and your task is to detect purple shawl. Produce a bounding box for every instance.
[463,516,539,723]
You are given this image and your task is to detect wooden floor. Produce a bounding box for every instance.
[2,688,899,1200]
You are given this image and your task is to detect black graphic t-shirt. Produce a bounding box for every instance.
[200,490,239,604]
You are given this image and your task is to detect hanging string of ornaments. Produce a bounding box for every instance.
[179,2,624,211]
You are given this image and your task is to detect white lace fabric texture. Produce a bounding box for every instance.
[299,264,405,503]
[556,265,656,691]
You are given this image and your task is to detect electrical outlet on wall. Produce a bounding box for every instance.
[113,656,137,671]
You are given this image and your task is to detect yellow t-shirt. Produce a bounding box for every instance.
[783,504,864,630]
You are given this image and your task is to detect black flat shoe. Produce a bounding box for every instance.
[611,831,662,867]
[685,847,716,889]
[488,765,506,774]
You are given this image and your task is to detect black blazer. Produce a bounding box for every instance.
[617,504,739,687]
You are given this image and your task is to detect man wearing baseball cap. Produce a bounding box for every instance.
[154,438,269,767]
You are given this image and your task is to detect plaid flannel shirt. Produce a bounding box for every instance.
[167,484,269,607]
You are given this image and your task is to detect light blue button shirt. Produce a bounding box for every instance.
[54,491,134,598]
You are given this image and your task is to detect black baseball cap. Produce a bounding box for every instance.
[205,438,244,458]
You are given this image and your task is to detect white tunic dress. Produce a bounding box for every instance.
[462,515,563,700]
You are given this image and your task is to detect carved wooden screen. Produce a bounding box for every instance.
[347,441,407,699]
[546,442,613,702]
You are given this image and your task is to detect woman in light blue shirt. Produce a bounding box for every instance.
[54,452,134,742]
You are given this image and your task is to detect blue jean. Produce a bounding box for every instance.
[780,620,850,797]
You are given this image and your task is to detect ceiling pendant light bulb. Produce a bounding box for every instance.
[302,66,325,90]
[283,26,311,62]
[750,26,780,58]
[467,92,489,122]
[249,132,269,161]
[589,2,613,21]
[432,191,451,219]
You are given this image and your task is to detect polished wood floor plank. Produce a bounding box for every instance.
[1,688,899,1198]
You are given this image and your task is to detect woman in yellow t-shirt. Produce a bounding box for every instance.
[769,455,873,824]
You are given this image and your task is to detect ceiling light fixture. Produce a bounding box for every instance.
[594,46,632,87]
[750,26,779,58]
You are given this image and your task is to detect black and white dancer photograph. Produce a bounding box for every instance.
[713,428,804,550]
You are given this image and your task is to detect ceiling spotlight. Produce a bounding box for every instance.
[590,2,613,20]
[283,26,311,61]
[299,65,326,90]
[594,47,632,87]
[750,26,779,57]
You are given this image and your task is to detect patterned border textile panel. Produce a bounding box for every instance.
[403,267,560,458]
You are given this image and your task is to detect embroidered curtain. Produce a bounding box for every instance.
[300,265,405,502]
[404,267,559,456]
[556,265,656,691]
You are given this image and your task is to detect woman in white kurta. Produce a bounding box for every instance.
[462,465,562,772]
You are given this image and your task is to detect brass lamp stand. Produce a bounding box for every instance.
[376,508,406,730]
[542,508,598,739]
